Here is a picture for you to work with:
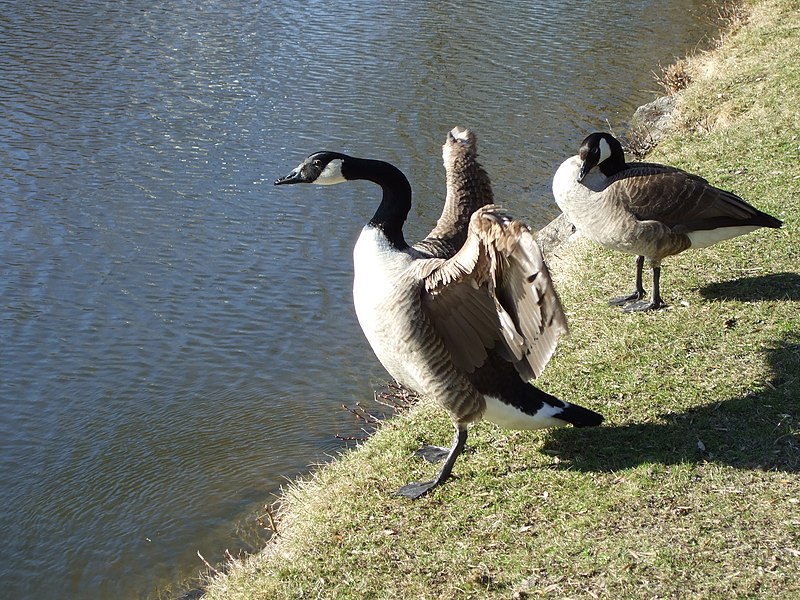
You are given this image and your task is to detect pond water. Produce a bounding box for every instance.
[0,1,722,597]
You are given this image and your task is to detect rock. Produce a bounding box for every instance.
[535,213,576,263]
[625,95,679,155]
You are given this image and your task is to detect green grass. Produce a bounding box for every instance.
[202,1,800,597]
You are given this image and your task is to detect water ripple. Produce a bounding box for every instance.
[0,0,721,597]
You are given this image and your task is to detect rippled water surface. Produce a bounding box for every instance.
[0,1,720,597]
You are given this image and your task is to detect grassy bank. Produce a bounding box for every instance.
[203,0,799,597]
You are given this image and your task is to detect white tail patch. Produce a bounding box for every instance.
[687,225,760,248]
[482,395,568,430]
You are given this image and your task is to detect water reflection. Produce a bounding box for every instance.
[0,0,720,597]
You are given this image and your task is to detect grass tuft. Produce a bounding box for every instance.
[655,58,692,95]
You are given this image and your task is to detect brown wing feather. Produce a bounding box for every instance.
[417,205,567,381]
[609,164,776,230]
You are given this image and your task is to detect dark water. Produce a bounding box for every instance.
[0,1,721,597]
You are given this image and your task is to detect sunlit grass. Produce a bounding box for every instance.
[202,1,800,597]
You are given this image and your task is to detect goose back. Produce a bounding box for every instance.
[603,164,781,233]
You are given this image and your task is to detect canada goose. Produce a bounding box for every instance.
[275,127,603,499]
[552,132,783,311]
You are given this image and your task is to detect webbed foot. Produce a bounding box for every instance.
[414,445,452,463]
[608,291,645,306]
[396,479,440,499]
[396,427,468,500]
[623,299,665,312]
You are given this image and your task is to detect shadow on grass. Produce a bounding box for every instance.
[700,272,800,302]
[542,333,800,473]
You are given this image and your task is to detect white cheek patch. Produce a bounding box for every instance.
[598,137,612,164]
[316,158,346,185]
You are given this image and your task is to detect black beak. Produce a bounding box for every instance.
[577,161,588,183]
[274,168,306,186]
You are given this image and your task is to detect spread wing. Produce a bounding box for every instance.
[608,163,769,231]
[414,205,568,381]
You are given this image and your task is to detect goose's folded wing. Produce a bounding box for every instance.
[414,205,568,381]
[611,166,764,229]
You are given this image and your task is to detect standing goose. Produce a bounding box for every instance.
[552,132,783,311]
[275,127,603,499]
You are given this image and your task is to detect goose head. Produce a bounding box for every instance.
[442,125,477,165]
[275,151,350,186]
[577,132,625,182]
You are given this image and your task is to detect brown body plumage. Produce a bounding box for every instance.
[414,126,495,258]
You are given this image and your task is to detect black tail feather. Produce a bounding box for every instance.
[560,402,604,427]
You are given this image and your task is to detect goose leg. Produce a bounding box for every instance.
[609,255,646,306]
[397,425,467,499]
[624,265,665,312]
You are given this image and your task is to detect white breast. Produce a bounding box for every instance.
[352,226,420,386]
[552,156,609,225]
[352,227,413,328]
[552,156,643,254]
[551,156,584,215]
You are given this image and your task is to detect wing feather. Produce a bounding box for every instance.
[609,164,773,230]
[416,205,567,380]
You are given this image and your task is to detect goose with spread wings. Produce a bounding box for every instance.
[276,127,603,498]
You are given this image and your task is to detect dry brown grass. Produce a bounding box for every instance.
[656,58,692,95]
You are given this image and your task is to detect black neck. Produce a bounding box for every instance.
[599,155,627,177]
[344,157,411,249]
[599,137,627,177]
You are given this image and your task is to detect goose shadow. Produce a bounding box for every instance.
[699,272,800,302]
[541,334,800,473]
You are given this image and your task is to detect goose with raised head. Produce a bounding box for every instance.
[552,131,783,311]
[413,125,495,258]
[275,127,603,499]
